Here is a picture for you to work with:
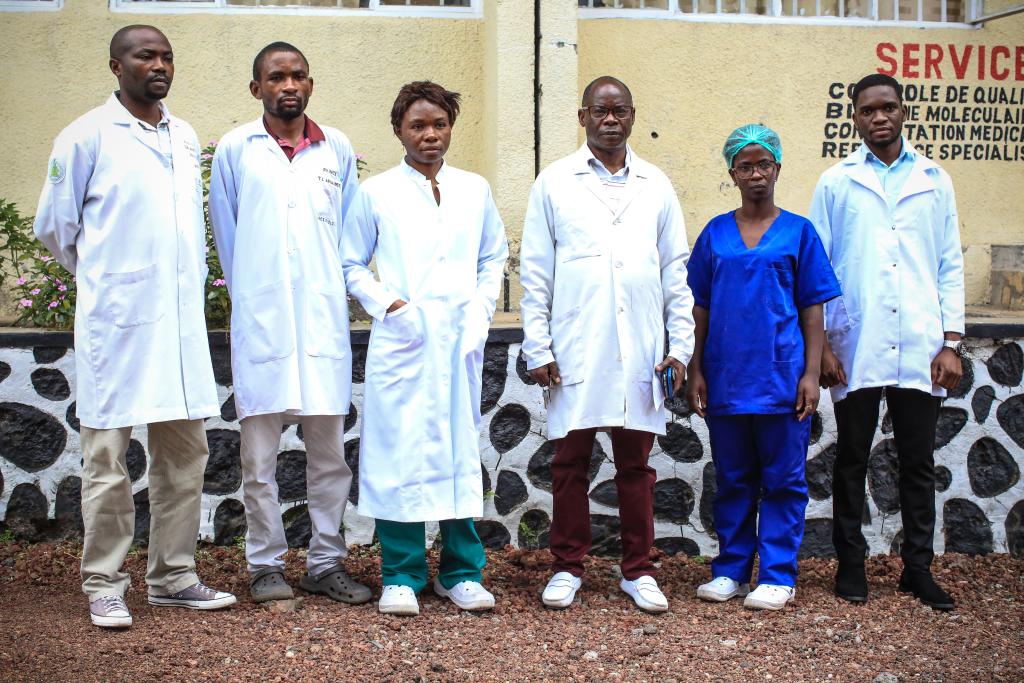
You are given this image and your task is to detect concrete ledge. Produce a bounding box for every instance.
[2,308,1022,347]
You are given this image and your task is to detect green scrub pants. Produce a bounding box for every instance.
[375,518,486,593]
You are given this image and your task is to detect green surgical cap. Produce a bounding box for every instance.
[723,124,782,168]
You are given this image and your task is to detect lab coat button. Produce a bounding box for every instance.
[439,257,446,263]
[615,261,623,268]
[288,200,296,208]
[617,307,624,313]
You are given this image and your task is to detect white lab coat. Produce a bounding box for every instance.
[520,145,694,440]
[208,118,358,419]
[342,161,508,522]
[809,141,965,403]
[34,93,218,429]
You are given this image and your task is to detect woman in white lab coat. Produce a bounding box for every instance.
[342,81,508,617]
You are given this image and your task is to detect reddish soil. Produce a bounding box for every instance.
[1,542,1021,682]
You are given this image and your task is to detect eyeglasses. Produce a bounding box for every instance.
[581,105,634,121]
[732,160,777,179]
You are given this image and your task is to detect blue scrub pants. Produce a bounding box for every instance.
[705,413,810,587]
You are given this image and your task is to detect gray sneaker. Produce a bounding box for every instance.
[148,582,237,610]
[90,595,132,628]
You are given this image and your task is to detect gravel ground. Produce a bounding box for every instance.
[1,541,1021,682]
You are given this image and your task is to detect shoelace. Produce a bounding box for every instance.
[191,582,215,598]
[101,595,128,613]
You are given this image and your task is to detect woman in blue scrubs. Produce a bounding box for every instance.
[686,124,841,611]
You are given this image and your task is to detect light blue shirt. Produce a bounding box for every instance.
[865,139,915,210]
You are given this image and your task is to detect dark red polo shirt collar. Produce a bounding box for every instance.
[263,115,325,161]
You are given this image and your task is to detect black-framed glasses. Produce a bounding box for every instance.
[732,160,777,179]
[581,105,634,121]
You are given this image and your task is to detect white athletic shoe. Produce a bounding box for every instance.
[433,578,495,611]
[541,571,582,609]
[620,575,669,613]
[89,595,132,629]
[696,576,751,602]
[743,584,796,611]
[378,585,420,616]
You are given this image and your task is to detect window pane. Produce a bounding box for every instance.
[578,0,669,8]
[380,0,470,6]
[225,0,366,6]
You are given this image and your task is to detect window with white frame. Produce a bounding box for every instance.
[112,0,475,14]
[578,0,973,24]
[0,0,62,11]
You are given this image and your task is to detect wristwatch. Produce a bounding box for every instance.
[943,339,966,358]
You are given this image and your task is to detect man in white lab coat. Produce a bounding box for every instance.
[811,73,964,611]
[34,25,236,629]
[520,76,694,613]
[342,81,508,616]
[209,42,370,605]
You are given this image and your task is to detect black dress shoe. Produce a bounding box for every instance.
[834,563,868,603]
[899,570,955,611]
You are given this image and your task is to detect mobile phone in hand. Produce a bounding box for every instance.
[660,365,674,401]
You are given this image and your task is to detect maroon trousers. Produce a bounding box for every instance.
[549,427,656,580]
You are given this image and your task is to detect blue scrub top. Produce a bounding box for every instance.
[687,209,841,416]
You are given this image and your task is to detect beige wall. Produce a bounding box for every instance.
[0,0,486,214]
[1,1,1022,314]
[579,15,1024,306]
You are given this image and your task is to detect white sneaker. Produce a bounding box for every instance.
[696,576,751,602]
[743,584,795,611]
[378,585,420,616]
[433,578,495,611]
[89,595,132,629]
[542,571,582,609]
[620,575,669,613]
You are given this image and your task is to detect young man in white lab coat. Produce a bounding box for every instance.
[208,42,370,605]
[520,76,694,614]
[811,73,964,611]
[342,81,508,616]
[34,25,236,629]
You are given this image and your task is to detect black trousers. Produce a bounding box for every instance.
[832,387,940,572]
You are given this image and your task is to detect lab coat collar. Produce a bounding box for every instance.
[572,143,649,219]
[842,138,937,203]
[401,157,449,185]
[104,91,172,128]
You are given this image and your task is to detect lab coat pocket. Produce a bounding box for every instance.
[305,287,349,360]
[549,305,584,386]
[381,303,425,348]
[237,281,295,363]
[826,293,855,334]
[100,264,164,329]
[557,217,602,263]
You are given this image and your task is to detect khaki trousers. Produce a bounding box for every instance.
[240,413,353,575]
[79,419,208,600]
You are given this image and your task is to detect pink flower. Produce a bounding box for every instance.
[48,301,58,309]
[355,153,365,160]
[16,276,26,285]
[19,299,32,308]
[212,278,226,287]
[58,285,67,292]
[30,288,40,295]
[41,256,52,262]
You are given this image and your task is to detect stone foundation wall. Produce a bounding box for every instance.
[2,332,1023,560]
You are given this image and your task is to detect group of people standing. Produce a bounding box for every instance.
[33,24,964,630]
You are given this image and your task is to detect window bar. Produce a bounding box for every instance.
[693,0,699,12]
[871,0,878,19]
[771,0,782,15]
[740,0,746,13]
[815,0,821,15]
[892,0,899,20]
[839,0,845,16]
[791,0,798,14]
[941,0,946,21]
[917,0,922,19]
[716,0,722,12]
